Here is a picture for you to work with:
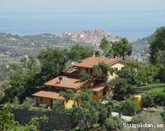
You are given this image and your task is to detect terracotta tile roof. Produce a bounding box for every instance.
[45,76,89,89]
[74,56,121,68]
[32,91,63,100]
[92,84,105,92]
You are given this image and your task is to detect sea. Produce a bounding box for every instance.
[0,11,165,40]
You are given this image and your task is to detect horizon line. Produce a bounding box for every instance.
[0,9,165,14]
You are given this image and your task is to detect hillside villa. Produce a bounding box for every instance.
[32,56,127,108]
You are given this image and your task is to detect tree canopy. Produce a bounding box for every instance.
[68,44,93,61]
[149,27,165,64]
[112,38,132,60]
[93,62,113,81]
[117,65,138,85]
[99,38,111,54]
[1,45,96,103]
[67,90,122,130]
[38,48,69,80]
[110,78,130,100]
[79,69,91,82]
[4,56,40,102]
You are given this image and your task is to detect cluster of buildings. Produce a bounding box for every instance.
[63,30,120,46]
[32,55,127,108]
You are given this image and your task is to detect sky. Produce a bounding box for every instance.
[0,0,165,13]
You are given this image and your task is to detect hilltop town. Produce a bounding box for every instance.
[62,29,120,45]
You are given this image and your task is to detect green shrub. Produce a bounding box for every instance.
[161,111,165,123]
[105,117,123,130]
[142,90,165,107]
[79,69,91,82]
[111,78,131,100]
[157,65,165,82]
[52,100,65,113]
[13,97,20,109]
[142,95,154,107]
[117,65,138,85]
[154,92,165,106]
[120,99,140,116]
[20,97,35,109]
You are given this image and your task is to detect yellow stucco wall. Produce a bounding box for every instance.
[64,100,75,109]
[111,63,125,70]
[35,97,52,107]
[108,63,125,81]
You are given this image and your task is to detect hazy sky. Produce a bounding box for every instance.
[1,0,165,13]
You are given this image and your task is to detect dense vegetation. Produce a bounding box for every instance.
[100,37,132,60]
[0,27,165,130]
[0,44,94,103]
[0,104,48,131]
[54,89,126,130]
[149,27,165,64]
[142,89,165,107]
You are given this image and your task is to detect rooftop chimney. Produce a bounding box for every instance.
[93,51,96,57]
[58,76,63,83]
